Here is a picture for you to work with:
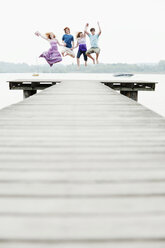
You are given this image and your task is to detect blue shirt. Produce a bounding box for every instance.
[88,34,99,48]
[62,34,74,48]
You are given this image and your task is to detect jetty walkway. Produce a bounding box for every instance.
[0,79,165,248]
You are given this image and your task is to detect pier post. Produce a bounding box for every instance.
[23,90,37,99]
[120,90,138,101]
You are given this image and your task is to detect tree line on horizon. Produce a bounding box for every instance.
[0,60,165,73]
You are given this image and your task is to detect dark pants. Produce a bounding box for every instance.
[77,50,88,61]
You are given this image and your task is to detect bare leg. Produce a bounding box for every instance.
[70,54,75,58]
[87,54,95,64]
[85,61,87,67]
[62,52,65,57]
[65,52,75,58]
[77,58,80,67]
[96,53,99,64]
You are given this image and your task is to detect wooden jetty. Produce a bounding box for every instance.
[7,78,157,101]
[0,79,165,248]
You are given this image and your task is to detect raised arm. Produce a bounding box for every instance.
[35,31,48,41]
[97,22,102,36]
[84,23,90,36]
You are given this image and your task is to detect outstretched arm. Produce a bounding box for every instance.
[97,22,102,36]
[71,41,75,50]
[62,41,66,46]
[35,31,48,41]
[73,42,79,49]
[56,39,65,46]
[84,23,90,36]
[62,35,67,47]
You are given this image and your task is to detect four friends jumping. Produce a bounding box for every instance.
[35,22,102,67]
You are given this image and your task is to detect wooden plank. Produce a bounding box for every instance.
[1,242,165,248]
[0,197,165,215]
[0,79,165,247]
[0,182,165,197]
[9,82,58,91]
[7,79,62,82]
[0,216,165,240]
[101,80,158,84]
[7,79,158,84]
[0,170,165,182]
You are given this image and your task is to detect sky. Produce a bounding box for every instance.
[0,0,165,65]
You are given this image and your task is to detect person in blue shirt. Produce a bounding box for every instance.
[62,27,75,58]
[85,22,102,64]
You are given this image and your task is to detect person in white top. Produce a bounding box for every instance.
[74,29,88,68]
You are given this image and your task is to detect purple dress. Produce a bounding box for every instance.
[40,40,62,67]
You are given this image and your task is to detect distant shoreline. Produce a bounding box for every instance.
[1,72,165,75]
[0,61,165,74]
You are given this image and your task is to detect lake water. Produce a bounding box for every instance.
[0,73,165,117]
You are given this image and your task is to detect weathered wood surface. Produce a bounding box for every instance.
[7,78,157,102]
[7,79,158,83]
[7,79,157,92]
[0,80,165,248]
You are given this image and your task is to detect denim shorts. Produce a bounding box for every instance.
[77,50,88,61]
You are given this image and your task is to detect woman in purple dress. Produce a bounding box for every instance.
[35,31,63,67]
